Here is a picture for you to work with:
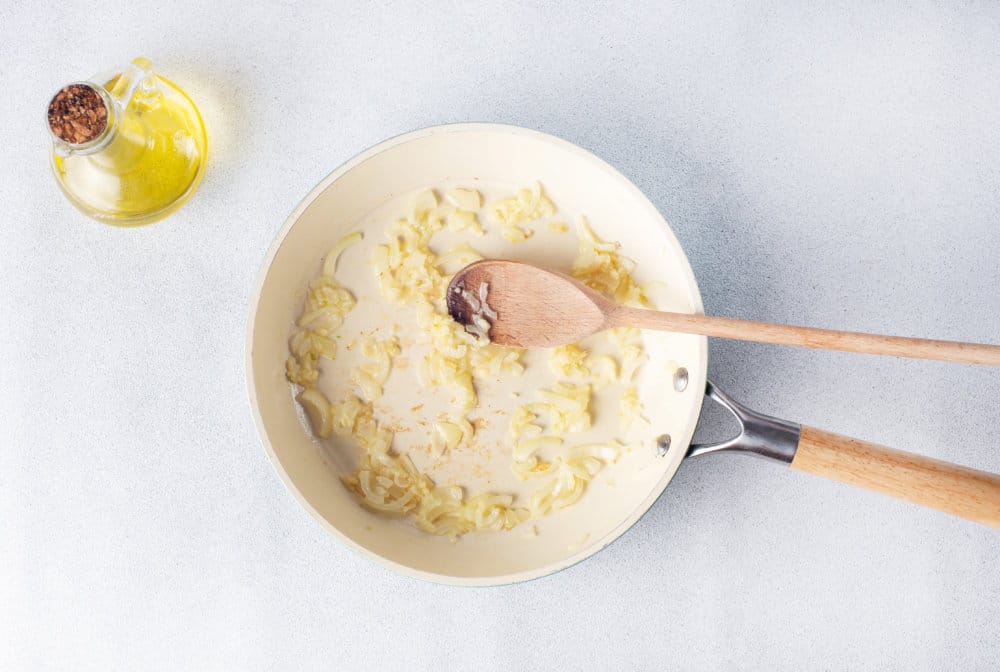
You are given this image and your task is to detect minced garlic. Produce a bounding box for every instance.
[287,183,652,540]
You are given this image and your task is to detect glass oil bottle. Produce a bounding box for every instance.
[47,57,207,226]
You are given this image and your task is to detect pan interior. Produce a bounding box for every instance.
[248,125,707,585]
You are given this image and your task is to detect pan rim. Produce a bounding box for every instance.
[245,122,708,586]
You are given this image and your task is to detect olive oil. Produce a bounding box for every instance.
[48,57,207,226]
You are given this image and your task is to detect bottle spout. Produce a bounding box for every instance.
[47,82,114,157]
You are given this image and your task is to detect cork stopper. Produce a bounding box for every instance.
[47,84,109,145]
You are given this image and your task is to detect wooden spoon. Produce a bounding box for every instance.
[446,259,1000,365]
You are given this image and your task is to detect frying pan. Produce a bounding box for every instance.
[246,124,1000,586]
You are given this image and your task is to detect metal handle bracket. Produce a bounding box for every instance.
[685,381,801,464]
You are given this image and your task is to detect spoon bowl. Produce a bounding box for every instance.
[447,259,611,347]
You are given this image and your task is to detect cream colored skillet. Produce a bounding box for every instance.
[246,124,1000,587]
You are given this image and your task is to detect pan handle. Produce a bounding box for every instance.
[791,426,1000,526]
[685,382,1000,527]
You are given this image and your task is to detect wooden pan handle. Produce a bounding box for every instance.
[791,426,1000,526]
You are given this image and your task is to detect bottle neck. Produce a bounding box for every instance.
[49,84,120,158]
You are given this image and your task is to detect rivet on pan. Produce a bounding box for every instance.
[673,367,688,392]
[655,434,671,456]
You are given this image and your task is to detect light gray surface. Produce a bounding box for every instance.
[2,1,999,670]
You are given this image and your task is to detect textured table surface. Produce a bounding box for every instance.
[3,2,999,670]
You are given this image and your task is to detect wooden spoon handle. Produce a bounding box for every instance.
[792,426,1000,526]
[613,308,1000,366]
